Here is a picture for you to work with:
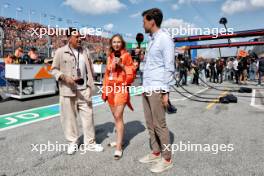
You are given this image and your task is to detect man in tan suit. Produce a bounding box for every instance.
[51,28,103,154]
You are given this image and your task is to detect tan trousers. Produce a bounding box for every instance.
[142,92,171,160]
[60,88,95,145]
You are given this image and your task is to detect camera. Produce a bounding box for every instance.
[75,78,84,85]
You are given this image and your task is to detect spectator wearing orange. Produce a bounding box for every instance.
[102,34,136,160]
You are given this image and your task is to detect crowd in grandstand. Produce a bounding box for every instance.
[0,17,109,59]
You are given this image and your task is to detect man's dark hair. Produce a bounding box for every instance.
[142,8,163,27]
[66,27,79,38]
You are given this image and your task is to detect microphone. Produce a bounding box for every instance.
[136,33,144,48]
[114,50,121,63]
[114,50,121,58]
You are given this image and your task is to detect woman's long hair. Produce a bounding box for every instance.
[108,34,126,55]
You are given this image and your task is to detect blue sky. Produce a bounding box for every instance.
[0,0,264,57]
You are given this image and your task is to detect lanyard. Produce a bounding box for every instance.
[69,46,80,69]
[69,46,82,77]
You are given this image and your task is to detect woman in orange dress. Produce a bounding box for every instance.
[102,34,135,159]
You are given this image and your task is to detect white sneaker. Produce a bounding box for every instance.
[114,150,123,160]
[84,142,104,152]
[67,143,78,155]
[107,141,117,147]
[150,158,173,173]
[139,153,161,163]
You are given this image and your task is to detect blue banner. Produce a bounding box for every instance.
[0,63,6,86]
[175,41,197,60]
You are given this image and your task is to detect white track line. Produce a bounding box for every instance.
[250,89,256,106]
[250,89,264,110]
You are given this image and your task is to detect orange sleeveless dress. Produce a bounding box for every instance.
[102,50,136,110]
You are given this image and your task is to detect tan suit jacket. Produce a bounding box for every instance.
[51,44,94,101]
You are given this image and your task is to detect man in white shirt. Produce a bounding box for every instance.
[138,8,174,173]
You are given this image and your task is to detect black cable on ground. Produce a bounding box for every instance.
[171,72,241,104]
[171,75,221,103]
[174,74,221,100]
[198,74,238,92]
[171,84,217,103]
[177,82,216,99]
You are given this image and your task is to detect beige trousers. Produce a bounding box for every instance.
[142,92,172,160]
[60,88,95,145]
